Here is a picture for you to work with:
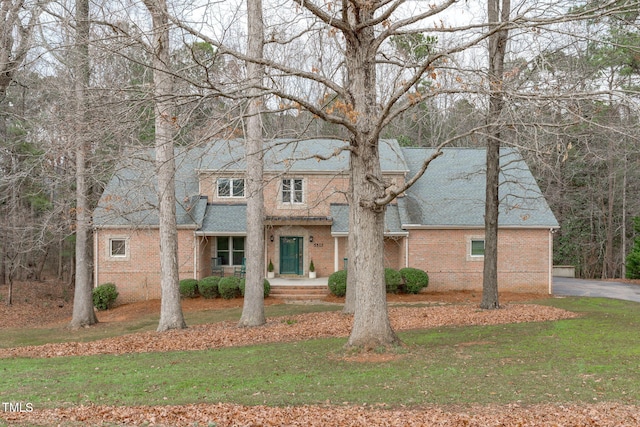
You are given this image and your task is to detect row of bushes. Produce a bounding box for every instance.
[180,277,271,300]
[91,276,272,311]
[327,267,429,297]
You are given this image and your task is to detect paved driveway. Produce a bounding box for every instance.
[553,277,640,303]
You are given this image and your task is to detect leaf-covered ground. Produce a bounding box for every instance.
[1,280,639,426]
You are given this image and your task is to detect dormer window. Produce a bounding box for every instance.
[217,178,245,198]
[282,178,303,204]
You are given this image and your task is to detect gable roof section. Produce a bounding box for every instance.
[401,147,559,228]
[93,147,205,228]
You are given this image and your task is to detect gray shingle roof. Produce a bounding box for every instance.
[330,203,407,235]
[401,147,559,228]
[94,140,558,231]
[198,139,408,173]
[93,147,204,227]
[198,204,247,234]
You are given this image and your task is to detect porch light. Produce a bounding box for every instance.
[309,235,314,243]
[270,235,274,242]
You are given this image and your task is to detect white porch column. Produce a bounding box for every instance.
[405,235,409,268]
[334,237,339,272]
[548,229,553,294]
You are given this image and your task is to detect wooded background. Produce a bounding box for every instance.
[1,0,639,290]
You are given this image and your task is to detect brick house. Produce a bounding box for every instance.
[93,139,559,303]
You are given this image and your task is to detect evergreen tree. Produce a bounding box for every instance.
[626,217,640,279]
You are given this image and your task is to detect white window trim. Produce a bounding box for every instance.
[217,177,245,198]
[108,237,130,261]
[466,235,485,261]
[280,178,305,205]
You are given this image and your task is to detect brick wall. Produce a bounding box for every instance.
[97,225,550,303]
[95,228,197,304]
[407,228,551,293]
[384,237,404,270]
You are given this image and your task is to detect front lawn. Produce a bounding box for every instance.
[0,297,638,411]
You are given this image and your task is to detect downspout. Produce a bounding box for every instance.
[334,237,339,272]
[193,233,198,280]
[94,229,98,288]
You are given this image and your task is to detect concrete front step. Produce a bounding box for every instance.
[269,285,329,300]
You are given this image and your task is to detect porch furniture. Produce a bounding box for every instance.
[211,257,224,277]
[234,258,246,278]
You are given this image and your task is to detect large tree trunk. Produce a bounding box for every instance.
[144,0,187,332]
[342,2,399,348]
[69,0,98,328]
[346,141,400,348]
[238,0,266,327]
[481,0,510,310]
[481,138,500,309]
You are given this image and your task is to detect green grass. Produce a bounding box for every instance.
[0,297,639,410]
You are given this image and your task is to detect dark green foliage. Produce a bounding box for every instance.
[179,279,199,298]
[218,276,241,299]
[400,267,429,294]
[328,270,347,297]
[384,268,402,294]
[92,283,119,310]
[264,279,271,297]
[626,217,640,279]
[198,276,220,299]
[238,279,271,297]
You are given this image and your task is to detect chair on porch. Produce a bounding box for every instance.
[211,257,225,277]
[234,257,246,278]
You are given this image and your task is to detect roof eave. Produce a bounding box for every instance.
[402,224,560,230]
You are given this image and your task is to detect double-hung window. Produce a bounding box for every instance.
[216,236,245,265]
[282,178,303,204]
[217,178,245,198]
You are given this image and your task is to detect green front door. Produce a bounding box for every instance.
[280,236,303,275]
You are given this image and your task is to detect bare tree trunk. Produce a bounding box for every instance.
[603,141,615,278]
[144,0,187,332]
[346,139,399,348]
[342,3,398,348]
[7,271,12,305]
[621,154,627,279]
[238,0,266,327]
[69,0,98,328]
[481,0,510,310]
[0,243,4,286]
